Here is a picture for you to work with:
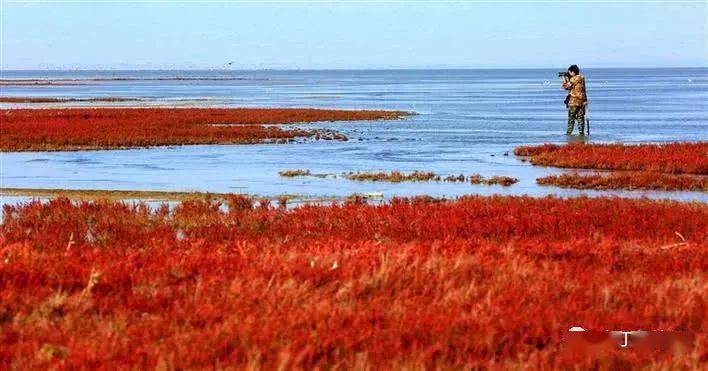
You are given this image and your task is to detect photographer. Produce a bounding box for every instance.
[561,65,587,136]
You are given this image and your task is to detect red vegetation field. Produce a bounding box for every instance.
[1,196,706,368]
[516,142,708,191]
[0,97,141,103]
[0,108,406,151]
[537,172,708,192]
[515,142,708,174]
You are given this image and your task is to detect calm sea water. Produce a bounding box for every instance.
[1,69,707,202]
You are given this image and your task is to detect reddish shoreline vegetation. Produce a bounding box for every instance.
[515,142,707,174]
[516,142,708,191]
[537,173,708,192]
[0,97,143,103]
[1,196,706,368]
[0,108,408,152]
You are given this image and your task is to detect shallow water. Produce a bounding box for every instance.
[1,69,707,203]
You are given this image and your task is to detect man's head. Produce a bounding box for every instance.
[568,65,580,76]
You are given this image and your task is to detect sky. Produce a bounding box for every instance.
[1,1,706,70]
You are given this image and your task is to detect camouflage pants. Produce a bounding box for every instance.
[567,105,586,135]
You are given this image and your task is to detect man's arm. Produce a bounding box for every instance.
[562,76,572,90]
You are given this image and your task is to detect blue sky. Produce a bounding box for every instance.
[1,1,706,70]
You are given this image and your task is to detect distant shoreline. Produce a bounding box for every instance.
[2,66,707,72]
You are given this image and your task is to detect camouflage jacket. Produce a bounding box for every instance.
[564,75,587,106]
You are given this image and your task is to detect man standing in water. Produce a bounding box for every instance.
[562,65,587,136]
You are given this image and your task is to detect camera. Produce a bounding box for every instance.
[558,71,570,79]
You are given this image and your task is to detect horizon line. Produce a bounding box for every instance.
[2,66,707,72]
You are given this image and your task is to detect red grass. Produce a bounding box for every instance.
[1,196,706,368]
[514,142,708,174]
[0,97,141,103]
[0,108,406,151]
[537,172,708,192]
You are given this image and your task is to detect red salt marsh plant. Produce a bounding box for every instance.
[0,108,407,151]
[0,97,142,103]
[515,142,708,174]
[537,172,708,192]
[1,196,706,369]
